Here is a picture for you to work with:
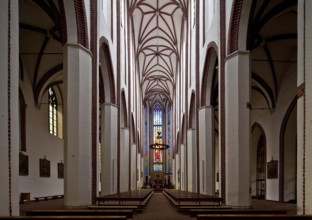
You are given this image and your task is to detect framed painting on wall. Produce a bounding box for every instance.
[57,161,64,179]
[19,152,29,176]
[40,156,50,177]
[267,159,278,179]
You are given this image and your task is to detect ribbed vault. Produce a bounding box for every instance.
[129,0,187,106]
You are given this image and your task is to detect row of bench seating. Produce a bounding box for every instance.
[163,189,312,219]
[196,214,312,219]
[163,189,223,207]
[19,189,154,220]
[34,195,64,202]
[94,189,153,211]
[25,209,133,219]
[0,217,127,219]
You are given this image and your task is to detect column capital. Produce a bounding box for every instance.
[225,50,250,62]
[64,43,93,57]
[199,105,214,111]
[103,103,118,108]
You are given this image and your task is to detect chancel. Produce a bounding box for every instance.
[148,131,170,190]
[1,0,312,219]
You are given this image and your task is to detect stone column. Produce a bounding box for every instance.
[297,0,312,214]
[172,158,176,185]
[0,0,19,215]
[199,106,215,195]
[137,153,143,188]
[120,128,129,192]
[187,129,197,192]
[63,44,92,207]
[175,154,180,189]
[101,104,118,195]
[131,144,137,190]
[225,51,251,207]
[180,144,186,190]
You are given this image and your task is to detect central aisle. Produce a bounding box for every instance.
[134,192,194,220]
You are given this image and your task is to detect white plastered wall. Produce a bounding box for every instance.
[120,128,129,192]
[251,66,297,201]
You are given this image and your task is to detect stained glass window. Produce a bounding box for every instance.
[153,104,163,172]
[48,87,57,136]
[167,104,172,173]
[144,105,149,176]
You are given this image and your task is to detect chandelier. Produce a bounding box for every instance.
[149,131,169,150]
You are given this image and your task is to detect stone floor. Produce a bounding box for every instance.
[133,191,194,220]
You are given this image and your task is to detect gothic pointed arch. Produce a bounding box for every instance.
[228,0,252,54]
[121,90,128,128]
[131,114,136,144]
[181,114,186,145]
[201,42,218,107]
[189,92,196,129]
[99,37,116,104]
[251,122,267,199]
[74,0,89,48]
[34,64,63,105]
[279,96,297,202]
[19,88,26,152]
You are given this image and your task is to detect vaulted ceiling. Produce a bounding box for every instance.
[19,0,64,105]
[129,0,187,107]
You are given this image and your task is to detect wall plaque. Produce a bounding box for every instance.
[19,152,29,176]
[267,159,278,179]
[57,161,64,179]
[40,156,50,177]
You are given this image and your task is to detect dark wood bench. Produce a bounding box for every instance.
[178,205,231,213]
[190,209,288,217]
[34,195,63,201]
[196,214,312,219]
[0,216,127,219]
[95,189,153,210]
[89,205,139,210]
[25,209,133,219]
[163,189,223,206]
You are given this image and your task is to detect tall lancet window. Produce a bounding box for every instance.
[48,87,57,136]
[167,104,172,173]
[153,104,163,171]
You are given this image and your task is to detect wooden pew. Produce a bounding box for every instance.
[95,189,153,210]
[196,214,312,219]
[190,209,288,217]
[0,215,127,220]
[163,189,223,206]
[0,216,127,219]
[178,205,231,213]
[89,205,139,210]
[34,195,64,201]
[25,209,133,219]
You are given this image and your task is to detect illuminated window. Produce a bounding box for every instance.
[153,104,163,172]
[48,87,57,136]
[167,104,171,173]
[144,105,149,176]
